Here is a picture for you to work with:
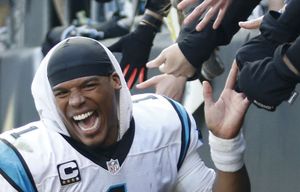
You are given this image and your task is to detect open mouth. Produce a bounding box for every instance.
[73,111,100,131]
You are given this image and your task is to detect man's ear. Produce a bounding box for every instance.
[111,72,122,90]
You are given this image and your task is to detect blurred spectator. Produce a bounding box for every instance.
[0,0,9,51]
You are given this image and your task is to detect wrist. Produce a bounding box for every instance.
[285,37,300,78]
[140,12,163,31]
[177,20,224,69]
[283,54,300,76]
[274,44,300,82]
[260,11,298,44]
[209,131,246,172]
[144,9,163,21]
[144,0,171,17]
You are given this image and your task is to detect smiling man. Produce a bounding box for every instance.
[0,37,250,191]
[48,39,120,148]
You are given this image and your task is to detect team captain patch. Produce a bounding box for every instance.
[57,160,81,186]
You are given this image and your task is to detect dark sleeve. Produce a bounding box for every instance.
[236,10,298,68]
[236,44,299,111]
[286,36,300,74]
[282,0,300,74]
[145,0,171,17]
[278,0,300,34]
[177,0,261,70]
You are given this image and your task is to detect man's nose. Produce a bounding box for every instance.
[69,91,85,107]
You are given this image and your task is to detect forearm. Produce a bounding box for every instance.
[177,0,261,69]
[209,131,250,192]
[213,166,250,192]
[278,0,300,33]
[140,9,163,31]
[144,0,171,18]
[285,36,300,77]
[220,0,261,39]
[235,41,300,111]
[141,0,171,30]
[177,21,222,69]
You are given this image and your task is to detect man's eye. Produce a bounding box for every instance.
[54,91,69,98]
[84,83,97,90]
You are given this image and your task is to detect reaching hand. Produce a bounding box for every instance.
[203,62,250,139]
[239,3,287,30]
[239,16,263,30]
[108,25,156,89]
[146,43,196,78]
[178,0,232,31]
[136,74,187,102]
[236,10,300,111]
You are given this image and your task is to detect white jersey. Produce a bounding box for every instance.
[0,94,215,192]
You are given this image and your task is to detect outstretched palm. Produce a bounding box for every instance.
[203,62,250,139]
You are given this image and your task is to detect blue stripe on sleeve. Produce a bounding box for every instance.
[0,139,37,192]
[164,97,191,170]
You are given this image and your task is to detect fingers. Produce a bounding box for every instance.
[212,9,225,30]
[136,75,162,89]
[123,64,130,78]
[194,0,224,31]
[242,97,250,107]
[127,68,138,89]
[224,61,238,89]
[183,0,213,25]
[236,93,251,112]
[138,67,147,83]
[124,65,148,89]
[146,52,166,69]
[183,3,205,25]
[212,0,230,29]
[123,64,137,89]
[196,5,218,31]
[183,0,231,31]
[177,0,197,10]
[238,92,250,106]
[203,80,214,107]
[158,64,166,74]
[238,16,263,30]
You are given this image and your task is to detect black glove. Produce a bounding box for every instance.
[108,24,156,89]
[237,44,300,111]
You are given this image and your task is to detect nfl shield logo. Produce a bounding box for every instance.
[106,159,120,175]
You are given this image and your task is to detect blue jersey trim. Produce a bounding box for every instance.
[0,138,37,192]
[164,97,191,170]
[107,183,127,192]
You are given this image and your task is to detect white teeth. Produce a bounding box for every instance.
[73,111,93,121]
[78,117,99,131]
